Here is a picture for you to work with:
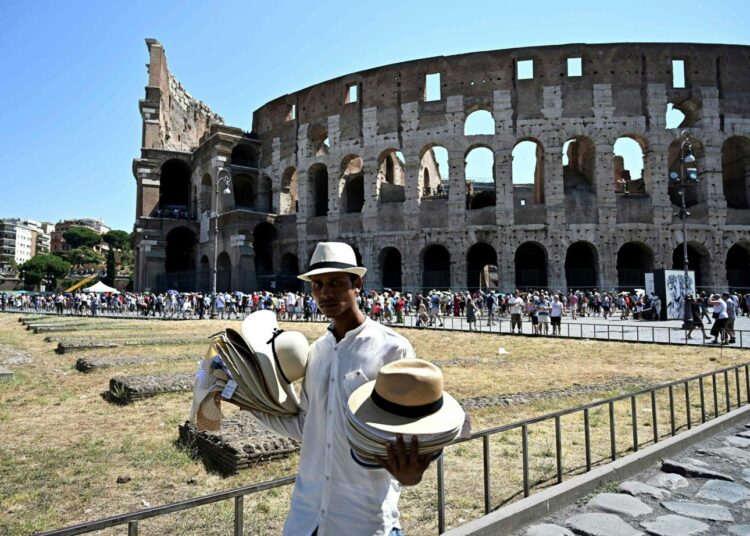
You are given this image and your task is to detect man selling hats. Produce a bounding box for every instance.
[250,242,429,536]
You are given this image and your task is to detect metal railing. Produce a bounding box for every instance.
[39,360,750,536]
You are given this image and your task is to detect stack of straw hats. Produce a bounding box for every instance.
[191,310,309,430]
[346,359,464,464]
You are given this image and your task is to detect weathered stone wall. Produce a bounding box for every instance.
[133,42,750,292]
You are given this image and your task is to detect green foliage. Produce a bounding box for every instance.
[66,247,104,267]
[104,249,116,286]
[19,254,71,288]
[62,227,102,249]
[103,230,131,251]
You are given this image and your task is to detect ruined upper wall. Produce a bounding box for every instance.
[253,42,750,162]
[139,39,223,152]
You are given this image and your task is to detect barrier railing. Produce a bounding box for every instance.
[38,360,750,535]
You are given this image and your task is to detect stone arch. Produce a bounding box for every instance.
[727,242,750,291]
[563,136,596,192]
[159,159,191,210]
[377,149,406,204]
[280,167,299,214]
[613,135,647,194]
[378,247,403,291]
[721,136,750,209]
[258,175,273,213]
[309,123,330,156]
[512,138,545,204]
[340,155,365,213]
[515,242,548,289]
[671,241,711,289]
[418,144,449,200]
[232,173,256,208]
[231,144,259,168]
[466,242,498,290]
[616,241,654,288]
[199,255,210,292]
[308,163,329,217]
[216,251,232,293]
[667,137,706,207]
[280,252,302,292]
[565,241,599,290]
[464,110,495,136]
[465,145,495,209]
[253,222,277,282]
[165,226,196,274]
[421,244,451,291]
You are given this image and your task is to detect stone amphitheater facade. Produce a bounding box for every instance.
[132,39,750,293]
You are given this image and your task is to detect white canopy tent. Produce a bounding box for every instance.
[82,281,119,294]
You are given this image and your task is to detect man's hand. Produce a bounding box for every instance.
[375,434,433,486]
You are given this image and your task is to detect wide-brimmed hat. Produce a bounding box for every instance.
[347,360,464,435]
[239,310,309,406]
[298,242,367,282]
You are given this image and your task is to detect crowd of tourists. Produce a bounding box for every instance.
[3,287,749,333]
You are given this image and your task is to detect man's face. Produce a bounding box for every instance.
[310,272,360,318]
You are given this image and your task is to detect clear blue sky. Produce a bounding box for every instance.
[1,0,748,232]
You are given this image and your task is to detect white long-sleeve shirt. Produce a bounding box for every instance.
[253,318,416,536]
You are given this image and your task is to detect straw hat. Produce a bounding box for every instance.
[239,310,309,404]
[298,242,367,281]
[347,360,464,435]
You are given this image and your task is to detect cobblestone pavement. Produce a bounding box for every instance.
[516,420,750,535]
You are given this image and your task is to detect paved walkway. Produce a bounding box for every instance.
[516,420,750,535]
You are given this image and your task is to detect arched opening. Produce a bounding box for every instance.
[512,139,544,205]
[309,124,330,156]
[464,110,495,136]
[253,222,277,289]
[466,243,498,291]
[671,242,710,289]
[232,174,255,208]
[309,164,329,217]
[279,253,302,292]
[378,150,406,204]
[340,155,365,213]
[280,167,299,214]
[257,175,273,213]
[617,242,654,288]
[667,137,705,207]
[231,144,258,168]
[419,145,449,199]
[200,174,212,214]
[515,242,547,289]
[199,255,210,292]
[165,226,196,271]
[216,252,232,293]
[565,242,598,289]
[613,137,646,194]
[422,245,450,291]
[727,243,750,291]
[666,99,699,130]
[379,247,402,291]
[721,136,750,209]
[465,146,495,209]
[563,137,596,193]
[159,159,191,211]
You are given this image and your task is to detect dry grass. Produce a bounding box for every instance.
[0,314,747,535]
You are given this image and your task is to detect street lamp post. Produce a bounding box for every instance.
[669,130,699,330]
[210,167,232,319]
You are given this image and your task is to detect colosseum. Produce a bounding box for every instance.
[132,39,750,293]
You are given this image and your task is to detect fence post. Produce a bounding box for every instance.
[482,436,491,515]
[437,455,446,534]
[234,496,244,536]
[609,401,616,461]
[555,416,563,483]
[128,521,138,536]
[522,425,530,498]
[651,390,659,443]
[631,396,638,452]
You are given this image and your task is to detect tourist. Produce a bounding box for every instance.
[509,291,524,334]
[550,294,563,336]
[685,295,710,340]
[708,293,729,344]
[249,242,428,535]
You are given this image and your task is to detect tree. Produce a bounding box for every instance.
[20,254,70,288]
[104,248,116,286]
[66,247,104,266]
[103,230,131,251]
[63,226,102,249]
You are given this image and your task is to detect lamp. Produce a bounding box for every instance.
[676,130,699,330]
[210,167,232,318]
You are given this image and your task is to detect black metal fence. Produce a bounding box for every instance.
[38,359,750,536]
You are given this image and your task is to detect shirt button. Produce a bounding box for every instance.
[328,410,333,415]
[330,378,334,383]
[325,476,330,481]
[327,443,331,448]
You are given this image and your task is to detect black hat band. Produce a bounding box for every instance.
[371,388,443,418]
